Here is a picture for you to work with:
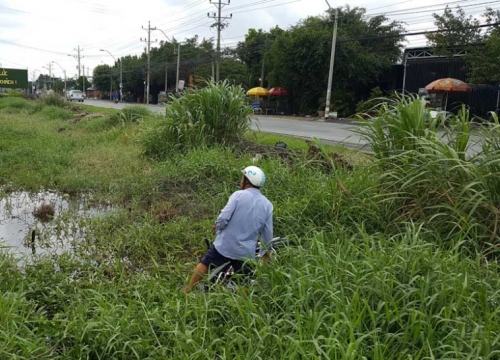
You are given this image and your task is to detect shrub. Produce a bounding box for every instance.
[142,80,252,159]
[0,97,31,110]
[41,93,67,108]
[6,89,23,97]
[358,94,443,160]
[360,96,500,252]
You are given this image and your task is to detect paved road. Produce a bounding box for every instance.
[84,99,368,150]
[84,100,484,155]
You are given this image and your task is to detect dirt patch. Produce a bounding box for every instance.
[33,203,55,222]
[236,138,354,172]
[65,105,84,112]
[149,203,180,224]
[305,140,354,172]
[69,112,106,124]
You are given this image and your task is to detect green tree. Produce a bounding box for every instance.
[236,27,283,88]
[426,6,482,56]
[93,65,113,91]
[264,6,404,115]
[76,76,91,91]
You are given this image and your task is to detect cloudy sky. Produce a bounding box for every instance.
[0,0,495,80]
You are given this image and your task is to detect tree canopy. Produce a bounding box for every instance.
[426,6,500,85]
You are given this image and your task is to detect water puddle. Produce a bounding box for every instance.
[0,191,112,258]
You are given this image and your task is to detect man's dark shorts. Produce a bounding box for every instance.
[201,245,253,276]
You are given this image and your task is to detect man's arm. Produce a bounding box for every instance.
[260,209,274,257]
[215,192,240,232]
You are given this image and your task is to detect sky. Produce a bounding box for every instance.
[0,0,496,80]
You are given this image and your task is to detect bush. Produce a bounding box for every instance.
[6,89,23,97]
[0,97,31,110]
[142,80,252,159]
[41,93,67,108]
[360,97,500,252]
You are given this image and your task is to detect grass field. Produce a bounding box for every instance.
[1,96,500,359]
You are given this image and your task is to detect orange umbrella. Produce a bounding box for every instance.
[425,78,472,110]
[425,78,471,92]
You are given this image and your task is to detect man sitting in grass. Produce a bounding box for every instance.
[183,166,274,293]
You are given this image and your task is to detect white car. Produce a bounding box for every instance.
[67,90,84,102]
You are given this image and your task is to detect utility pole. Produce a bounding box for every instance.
[69,46,84,81]
[324,2,338,120]
[260,57,265,88]
[141,21,157,105]
[75,46,82,78]
[83,65,86,93]
[174,44,181,91]
[208,0,232,82]
[165,61,168,93]
[212,56,215,79]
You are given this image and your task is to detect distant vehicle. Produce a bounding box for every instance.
[67,90,84,102]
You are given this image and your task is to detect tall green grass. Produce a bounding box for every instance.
[1,96,500,358]
[1,225,499,358]
[143,80,252,159]
[360,96,500,252]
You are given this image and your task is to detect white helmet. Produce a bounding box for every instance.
[242,166,266,188]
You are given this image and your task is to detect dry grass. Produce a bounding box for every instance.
[33,203,55,222]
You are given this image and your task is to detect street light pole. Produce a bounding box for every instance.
[52,61,67,95]
[153,28,173,94]
[100,49,122,101]
[324,1,338,120]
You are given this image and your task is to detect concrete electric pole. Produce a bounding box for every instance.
[69,46,84,81]
[174,44,181,92]
[141,21,157,105]
[208,0,232,82]
[324,1,338,120]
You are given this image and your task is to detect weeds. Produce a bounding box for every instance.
[41,93,67,107]
[143,80,252,159]
[108,105,153,126]
[33,202,55,222]
[0,97,500,358]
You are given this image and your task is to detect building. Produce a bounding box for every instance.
[382,47,499,118]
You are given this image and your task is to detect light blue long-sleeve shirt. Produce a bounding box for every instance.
[213,188,273,260]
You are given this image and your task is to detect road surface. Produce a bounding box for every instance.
[83,100,485,155]
[83,99,368,150]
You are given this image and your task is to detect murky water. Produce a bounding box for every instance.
[0,191,112,257]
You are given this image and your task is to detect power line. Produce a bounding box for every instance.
[0,39,69,56]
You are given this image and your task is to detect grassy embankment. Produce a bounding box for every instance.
[0,90,500,359]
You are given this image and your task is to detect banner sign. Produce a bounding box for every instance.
[0,68,29,89]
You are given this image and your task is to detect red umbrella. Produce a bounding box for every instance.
[269,87,289,96]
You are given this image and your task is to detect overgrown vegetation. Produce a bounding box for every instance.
[40,92,67,107]
[143,80,252,159]
[1,95,500,358]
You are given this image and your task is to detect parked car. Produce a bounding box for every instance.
[67,90,84,102]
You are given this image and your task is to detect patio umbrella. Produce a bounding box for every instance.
[425,78,471,110]
[269,87,289,114]
[269,87,289,96]
[247,87,269,96]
